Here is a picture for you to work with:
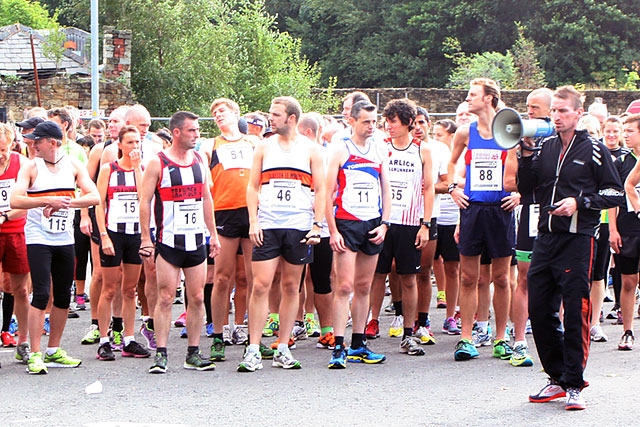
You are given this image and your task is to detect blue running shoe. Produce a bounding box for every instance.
[347,344,386,364]
[9,316,18,335]
[328,345,347,369]
[454,339,479,361]
[206,323,214,338]
[43,317,50,336]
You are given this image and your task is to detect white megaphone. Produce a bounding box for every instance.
[492,108,554,150]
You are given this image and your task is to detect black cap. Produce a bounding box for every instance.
[23,121,64,140]
[16,116,45,130]
[238,117,248,134]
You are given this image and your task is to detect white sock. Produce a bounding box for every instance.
[100,337,110,345]
[124,336,134,346]
[247,344,260,354]
[514,340,527,348]
[277,342,288,354]
[46,347,58,355]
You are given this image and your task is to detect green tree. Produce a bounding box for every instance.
[511,23,546,89]
[48,0,337,116]
[0,0,58,28]
[445,38,517,89]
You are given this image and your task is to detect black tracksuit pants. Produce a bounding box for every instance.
[528,232,593,390]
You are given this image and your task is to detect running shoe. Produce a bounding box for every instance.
[492,340,513,360]
[529,378,566,403]
[328,345,347,369]
[565,388,586,410]
[122,341,151,358]
[174,311,187,327]
[525,319,533,334]
[210,337,226,361]
[270,337,296,350]
[259,342,275,359]
[606,305,619,319]
[454,311,462,329]
[111,330,124,351]
[454,339,479,361]
[27,352,47,375]
[590,324,608,342]
[43,317,50,336]
[233,324,249,345]
[82,292,90,303]
[347,344,386,364]
[149,352,168,374]
[237,349,263,372]
[223,325,233,345]
[15,342,30,364]
[81,324,100,345]
[442,317,461,335]
[67,309,79,319]
[472,327,492,347]
[97,342,116,361]
[140,322,157,350]
[1,331,17,347]
[180,327,188,339]
[509,343,534,367]
[414,326,436,345]
[304,315,321,338]
[388,315,403,337]
[262,313,279,337]
[365,319,380,339]
[272,348,302,369]
[436,290,447,308]
[75,294,86,310]
[383,303,395,314]
[205,323,214,337]
[615,309,624,325]
[400,336,425,356]
[44,348,81,368]
[618,330,634,351]
[292,323,308,341]
[8,316,18,335]
[316,331,336,349]
[184,351,216,371]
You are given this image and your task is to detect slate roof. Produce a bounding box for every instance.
[0,23,89,79]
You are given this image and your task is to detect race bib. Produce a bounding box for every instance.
[109,192,140,224]
[529,204,540,238]
[41,209,71,233]
[390,180,409,211]
[268,179,303,212]
[0,179,13,212]
[470,149,503,191]
[173,201,204,234]
[216,143,253,170]
[344,181,378,218]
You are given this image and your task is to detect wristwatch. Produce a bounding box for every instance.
[421,220,431,228]
[313,221,324,229]
[636,211,640,220]
[381,220,391,228]
[448,183,458,193]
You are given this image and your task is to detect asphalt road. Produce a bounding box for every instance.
[1,294,638,427]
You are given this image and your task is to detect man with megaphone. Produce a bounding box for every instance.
[518,86,624,410]
[447,78,519,363]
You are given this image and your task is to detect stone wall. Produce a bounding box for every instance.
[333,88,640,117]
[0,76,133,122]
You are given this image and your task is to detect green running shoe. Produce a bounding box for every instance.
[27,352,48,374]
[210,337,226,361]
[44,348,81,368]
[262,313,279,337]
[149,352,167,374]
[184,351,215,371]
[493,339,514,360]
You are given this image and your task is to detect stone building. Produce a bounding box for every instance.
[0,24,133,122]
